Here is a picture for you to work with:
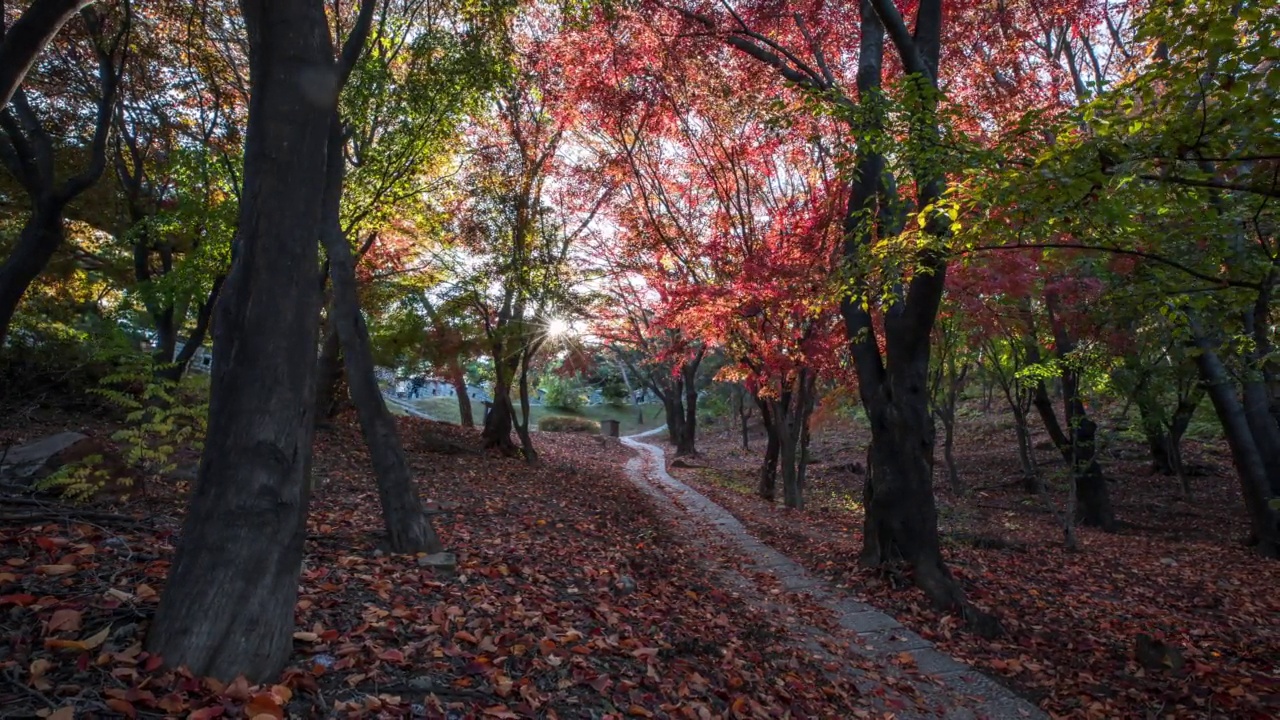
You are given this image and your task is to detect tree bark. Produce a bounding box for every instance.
[448,356,473,427]
[482,369,519,455]
[514,349,537,462]
[320,117,441,554]
[1032,377,1114,529]
[314,318,343,422]
[0,0,93,112]
[675,355,701,456]
[1190,323,1280,556]
[1041,300,1116,531]
[0,7,122,348]
[145,0,338,682]
[0,201,65,347]
[156,275,225,383]
[757,397,778,501]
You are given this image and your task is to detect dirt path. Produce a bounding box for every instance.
[621,429,1045,720]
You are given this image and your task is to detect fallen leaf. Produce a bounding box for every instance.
[246,691,285,719]
[105,698,137,718]
[47,608,83,634]
[36,564,77,576]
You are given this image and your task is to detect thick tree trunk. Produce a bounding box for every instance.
[448,357,473,427]
[1191,327,1280,556]
[482,372,519,455]
[0,201,64,349]
[145,0,337,682]
[834,0,994,631]
[661,382,684,446]
[320,118,441,555]
[860,374,968,613]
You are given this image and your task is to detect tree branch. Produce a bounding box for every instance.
[966,242,1261,290]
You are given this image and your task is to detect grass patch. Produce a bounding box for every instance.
[406,396,666,436]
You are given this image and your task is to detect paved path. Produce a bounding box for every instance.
[383,394,440,421]
[621,429,1045,720]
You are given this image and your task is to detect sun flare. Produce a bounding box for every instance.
[546,317,571,337]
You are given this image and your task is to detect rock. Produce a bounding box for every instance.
[615,575,637,595]
[0,432,89,483]
[0,432,139,499]
[417,552,457,573]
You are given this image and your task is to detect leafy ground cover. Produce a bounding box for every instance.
[672,411,1280,719]
[2,410,888,719]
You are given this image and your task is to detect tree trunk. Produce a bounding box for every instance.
[941,415,960,495]
[757,398,778,501]
[482,371,519,455]
[675,356,700,456]
[1011,405,1041,493]
[860,375,965,612]
[320,117,441,555]
[448,356,473,427]
[514,351,537,462]
[835,0,993,631]
[1191,324,1280,556]
[314,319,343,422]
[737,386,752,451]
[145,0,337,682]
[660,380,684,446]
[157,276,224,383]
[0,201,64,349]
[1032,378,1115,530]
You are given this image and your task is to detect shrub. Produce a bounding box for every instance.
[541,375,585,410]
[538,415,599,433]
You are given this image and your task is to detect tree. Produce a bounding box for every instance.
[0,0,95,111]
[145,0,369,682]
[953,0,1280,555]
[0,1,128,349]
[450,19,604,460]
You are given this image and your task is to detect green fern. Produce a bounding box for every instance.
[37,456,114,503]
[42,345,208,502]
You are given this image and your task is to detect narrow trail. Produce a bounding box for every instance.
[621,429,1045,720]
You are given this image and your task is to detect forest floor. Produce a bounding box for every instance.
[3,408,964,719]
[669,407,1280,720]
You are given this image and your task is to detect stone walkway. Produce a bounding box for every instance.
[620,429,1045,720]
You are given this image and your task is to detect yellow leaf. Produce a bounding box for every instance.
[82,625,111,650]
